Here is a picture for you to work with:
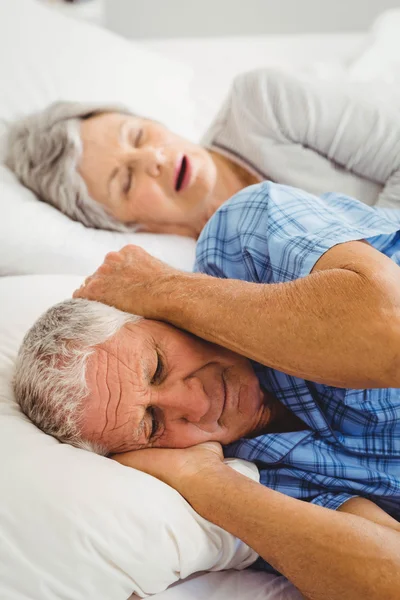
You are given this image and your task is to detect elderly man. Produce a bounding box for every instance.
[15,181,400,600]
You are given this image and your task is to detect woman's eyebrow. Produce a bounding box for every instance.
[119,119,131,146]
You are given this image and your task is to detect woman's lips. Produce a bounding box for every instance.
[174,155,191,192]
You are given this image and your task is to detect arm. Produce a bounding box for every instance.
[230,69,400,204]
[114,444,400,600]
[75,240,400,389]
[186,467,400,600]
[162,241,400,388]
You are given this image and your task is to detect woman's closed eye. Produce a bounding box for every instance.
[123,166,133,195]
[122,128,143,194]
[134,128,143,147]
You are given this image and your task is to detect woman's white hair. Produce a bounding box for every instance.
[5,101,137,231]
[13,299,142,455]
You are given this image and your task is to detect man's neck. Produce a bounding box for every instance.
[248,389,308,438]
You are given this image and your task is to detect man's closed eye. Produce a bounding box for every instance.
[147,406,162,441]
[151,352,165,385]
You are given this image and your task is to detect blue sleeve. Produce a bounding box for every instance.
[311,492,358,511]
[194,181,400,284]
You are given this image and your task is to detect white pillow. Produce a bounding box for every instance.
[0,274,259,600]
[347,9,400,84]
[0,0,195,139]
[0,165,196,275]
[153,570,303,600]
[0,0,197,276]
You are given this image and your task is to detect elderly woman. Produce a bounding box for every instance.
[5,68,400,237]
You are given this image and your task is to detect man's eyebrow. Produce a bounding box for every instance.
[133,344,157,442]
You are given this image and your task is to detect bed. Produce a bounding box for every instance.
[144,33,367,139]
[1,1,396,599]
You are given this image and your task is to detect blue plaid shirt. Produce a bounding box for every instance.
[194,182,400,573]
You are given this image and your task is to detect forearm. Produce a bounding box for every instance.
[182,465,400,600]
[157,264,400,388]
[74,241,400,388]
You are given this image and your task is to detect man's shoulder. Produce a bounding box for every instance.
[198,180,316,244]
[195,182,271,268]
[199,180,282,235]
[214,181,272,216]
[194,181,299,277]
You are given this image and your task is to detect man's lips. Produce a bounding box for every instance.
[174,155,191,192]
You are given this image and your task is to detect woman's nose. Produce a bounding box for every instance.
[127,146,166,177]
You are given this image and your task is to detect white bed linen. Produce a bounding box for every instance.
[0,274,260,600]
[1,13,375,600]
[138,570,303,600]
[348,9,400,84]
[145,33,367,138]
[0,0,198,276]
[0,1,367,277]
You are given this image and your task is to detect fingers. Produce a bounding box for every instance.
[73,274,98,299]
[72,258,114,299]
[104,250,122,264]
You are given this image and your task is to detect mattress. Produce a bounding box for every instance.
[144,33,367,138]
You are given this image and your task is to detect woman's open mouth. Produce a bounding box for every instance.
[174,155,191,192]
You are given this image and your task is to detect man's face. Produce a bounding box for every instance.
[81,320,271,454]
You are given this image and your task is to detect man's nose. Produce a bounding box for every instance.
[158,377,211,423]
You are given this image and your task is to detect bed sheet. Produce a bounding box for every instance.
[145,33,367,138]
[130,570,303,600]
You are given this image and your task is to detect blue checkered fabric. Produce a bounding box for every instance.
[195,182,400,573]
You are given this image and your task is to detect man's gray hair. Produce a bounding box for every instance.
[5,101,136,231]
[13,299,141,455]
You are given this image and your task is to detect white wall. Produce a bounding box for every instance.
[105,0,400,38]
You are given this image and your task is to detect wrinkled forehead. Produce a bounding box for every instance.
[79,323,154,452]
[87,321,155,385]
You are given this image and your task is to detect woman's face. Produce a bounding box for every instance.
[78,112,217,235]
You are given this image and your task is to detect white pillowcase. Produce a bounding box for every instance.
[0,165,196,275]
[153,570,303,600]
[0,0,197,276]
[0,0,195,139]
[347,9,400,84]
[0,274,259,600]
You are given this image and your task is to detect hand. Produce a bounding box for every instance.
[112,442,225,494]
[73,245,181,318]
